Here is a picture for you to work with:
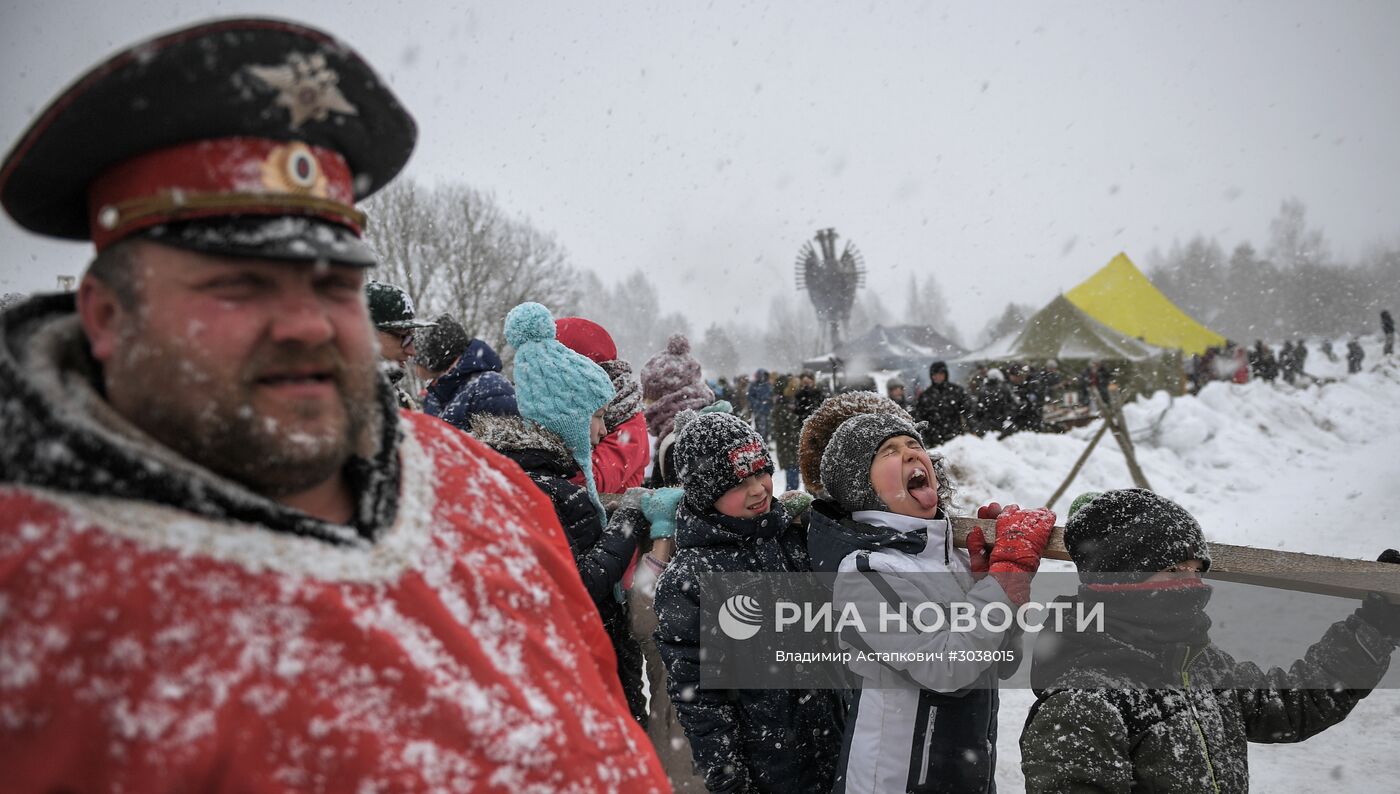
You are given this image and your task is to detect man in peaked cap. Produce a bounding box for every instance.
[0,18,665,791]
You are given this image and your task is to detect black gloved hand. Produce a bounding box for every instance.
[1355,549,1400,643]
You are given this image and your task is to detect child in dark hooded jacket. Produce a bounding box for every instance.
[416,313,517,428]
[1020,489,1399,793]
[653,410,845,793]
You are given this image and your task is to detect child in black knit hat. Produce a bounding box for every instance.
[652,409,845,794]
[1021,488,1400,793]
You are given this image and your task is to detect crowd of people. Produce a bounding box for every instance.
[3,17,1399,794]
[700,358,1106,453]
[1189,328,1388,391]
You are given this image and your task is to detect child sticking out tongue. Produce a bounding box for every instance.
[822,413,943,519]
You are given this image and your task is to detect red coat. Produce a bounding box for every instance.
[0,412,667,792]
[574,411,652,495]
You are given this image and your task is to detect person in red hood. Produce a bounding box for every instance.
[556,316,652,494]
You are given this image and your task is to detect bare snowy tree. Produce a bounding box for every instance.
[573,269,693,367]
[762,292,823,370]
[363,179,582,359]
[697,324,740,379]
[1267,198,1330,270]
[976,301,1034,348]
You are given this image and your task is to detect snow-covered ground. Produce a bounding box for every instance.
[930,339,1399,791]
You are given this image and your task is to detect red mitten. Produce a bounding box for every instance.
[976,501,1011,519]
[988,506,1056,605]
[966,527,990,579]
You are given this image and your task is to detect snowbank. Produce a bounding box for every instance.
[933,352,1399,791]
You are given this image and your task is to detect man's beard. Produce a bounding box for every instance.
[108,330,380,500]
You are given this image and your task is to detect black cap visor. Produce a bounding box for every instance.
[139,216,377,267]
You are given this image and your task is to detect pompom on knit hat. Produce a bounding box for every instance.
[641,334,703,401]
[672,409,775,513]
[820,412,925,514]
[799,392,915,496]
[1063,489,1212,574]
[505,302,615,514]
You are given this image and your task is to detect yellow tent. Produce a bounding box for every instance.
[1066,252,1226,355]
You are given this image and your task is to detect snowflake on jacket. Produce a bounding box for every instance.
[470,412,646,721]
[423,337,518,429]
[1021,582,1394,794]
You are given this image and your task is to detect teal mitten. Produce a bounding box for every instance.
[641,487,686,539]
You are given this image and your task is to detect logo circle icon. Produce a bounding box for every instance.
[718,594,763,640]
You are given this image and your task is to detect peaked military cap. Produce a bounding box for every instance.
[0,17,416,266]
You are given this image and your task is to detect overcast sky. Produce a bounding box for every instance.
[3,0,1398,343]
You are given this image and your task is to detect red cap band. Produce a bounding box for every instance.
[86,137,364,250]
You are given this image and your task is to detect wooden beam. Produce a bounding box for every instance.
[600,494,1399,601]
[949,516,1399,603]
[1045,419,1110,510]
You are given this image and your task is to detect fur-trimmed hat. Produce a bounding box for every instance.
[504,302,615,514]
[798,391,915,495]
[672,409,774,512]
[1064,489,1212,574]
[820,413,923,514]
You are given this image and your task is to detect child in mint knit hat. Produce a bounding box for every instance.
[497,301,650,721]
[504,302,616,515]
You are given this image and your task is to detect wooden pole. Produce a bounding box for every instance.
[1094,386,1152,491]
[949,517,1399,603]
[599,494,1398,601]
[1045,419,1110,510]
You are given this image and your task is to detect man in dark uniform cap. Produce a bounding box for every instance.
[0,18,666,791]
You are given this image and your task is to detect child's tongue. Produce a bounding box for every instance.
[908,484,939,511]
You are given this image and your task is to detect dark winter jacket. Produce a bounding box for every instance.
[470,413,646,721]
[794,384,826,425]
[911,380,970,447]
[747,378,774,417]
[771,396,802,473]
[807,500,1015,793]
[423,338,517,430]
[1021,583,1393,794]
[1383,310,1395,335]
[1347,341,1365,373]
[1010,378,1045,433]
[654,502,845,793]
[1249,343,1279,381]
[973,379,1015,437]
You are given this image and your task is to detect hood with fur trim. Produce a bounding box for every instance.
[797,391,914,495]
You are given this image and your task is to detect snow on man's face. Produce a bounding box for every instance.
[713,472,773,518]
[81,241,380,498]
[869,435,940,518]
